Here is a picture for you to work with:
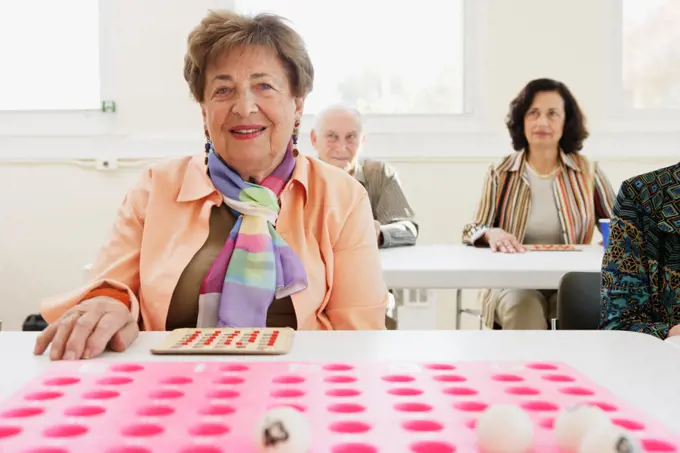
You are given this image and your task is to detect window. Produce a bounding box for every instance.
[0,0,101,111]
[235,0,466,115]
[622,0,680,110]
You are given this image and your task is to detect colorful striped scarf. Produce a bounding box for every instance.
[198,145,308,328]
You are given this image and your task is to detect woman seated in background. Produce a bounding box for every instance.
[462,78,616,330]
[600,164,680,339]
[34,10,389,361]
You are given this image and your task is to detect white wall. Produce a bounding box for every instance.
[0,0,678,330]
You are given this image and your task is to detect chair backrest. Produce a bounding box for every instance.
[556,271,601,330]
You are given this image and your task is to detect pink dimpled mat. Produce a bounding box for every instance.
[0,361,679,453]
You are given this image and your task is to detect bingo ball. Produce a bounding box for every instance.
[554,405,613,452]
[254,406,312,453]
[579,425,642,453]
[476,404,533,453]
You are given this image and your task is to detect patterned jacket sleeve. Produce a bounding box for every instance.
[599,182,670,339]
[462,165,497,245]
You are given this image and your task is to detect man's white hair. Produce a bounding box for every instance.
[313,103,363,133]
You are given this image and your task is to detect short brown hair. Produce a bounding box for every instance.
[183,10,314,103]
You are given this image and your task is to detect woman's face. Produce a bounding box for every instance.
[523,90,565,151]
[202,45,304,181]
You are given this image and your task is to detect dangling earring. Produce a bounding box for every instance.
[292,119,300,157]
[204,127,211,165]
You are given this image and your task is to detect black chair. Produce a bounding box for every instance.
[22,314,48,331]
[554,271,601,330]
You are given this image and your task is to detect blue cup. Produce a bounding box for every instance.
[600,219,611,247]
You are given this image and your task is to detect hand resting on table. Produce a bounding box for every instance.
[483,228,527,253]
[34,297,139,360]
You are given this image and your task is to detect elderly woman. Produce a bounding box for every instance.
[34,11,389,361]
[600,164,680,339]
[462,78,616,330]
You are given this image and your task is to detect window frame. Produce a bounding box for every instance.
[0,0,114,138]
[606,0,680,132]
[234,0,486,136]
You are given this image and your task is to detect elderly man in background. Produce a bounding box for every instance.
[311,104,418,248]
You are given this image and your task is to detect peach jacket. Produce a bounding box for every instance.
[41,153,389,331]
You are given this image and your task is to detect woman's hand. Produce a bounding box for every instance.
[34,297,139,360]
[484,228,526,253]
[668,324,680,337]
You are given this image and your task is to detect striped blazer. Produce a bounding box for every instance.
[463,150,616,247]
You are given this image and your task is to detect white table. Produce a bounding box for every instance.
[380,244,604,289]
[666,336,680,350]
[1,331,679,438]
[380,244,604,329]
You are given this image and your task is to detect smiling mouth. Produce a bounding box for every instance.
[230,127,266,135]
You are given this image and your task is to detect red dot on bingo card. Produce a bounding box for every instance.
[443,387,478,396]
[410,441,456,453]
[326,388,361,397]
[24,449,70,453]
[110,364,144,373]
[97,376,134,386]
[395,403,433,413]
[1,407,45,418]
[213,376,245,385]
[331,444,378,453]
[542,374,575,382]
[198,405,236,416]
[539,418,555,429]
[272,375,306,384]
[136,405,175,417]
[433,375,467,383]
[505,386,541,396]
[402,420,444,432]
[559,386,595,396]
[0,426,22,439]
[520,401,559,412]
[149,389,184,400]
[329,421,372,434]
[612,418,645,431]
[179,447,224,453]
[82,390,120,400]
[641,439,678,452]
[160,376,193,385]
[382,375,415,383]
[24,391,63,401]
[189,423,230,437]
[272,388,306,398]
[388,388,424,397]
[43,424,89,438]
[44,377,81,386]
[588,401,618,412]
[207,389,240,399]
[219,364,249,372]
[64,406,106,417]
[424,364,456,371]
[491,374,524,382]
[328,403,366,414]
[325,375,358,384]
[526,362,558,370]
[323,364,355,372]
[454,401,488,412]
[106,447,152,453]
[121,423,164,437]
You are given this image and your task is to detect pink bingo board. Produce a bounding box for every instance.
[0,360,678,453]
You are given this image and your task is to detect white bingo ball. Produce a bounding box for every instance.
[579,425,642,453]
[476,404,533,453]
[554,405,613,453]
[254,406,312,453]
